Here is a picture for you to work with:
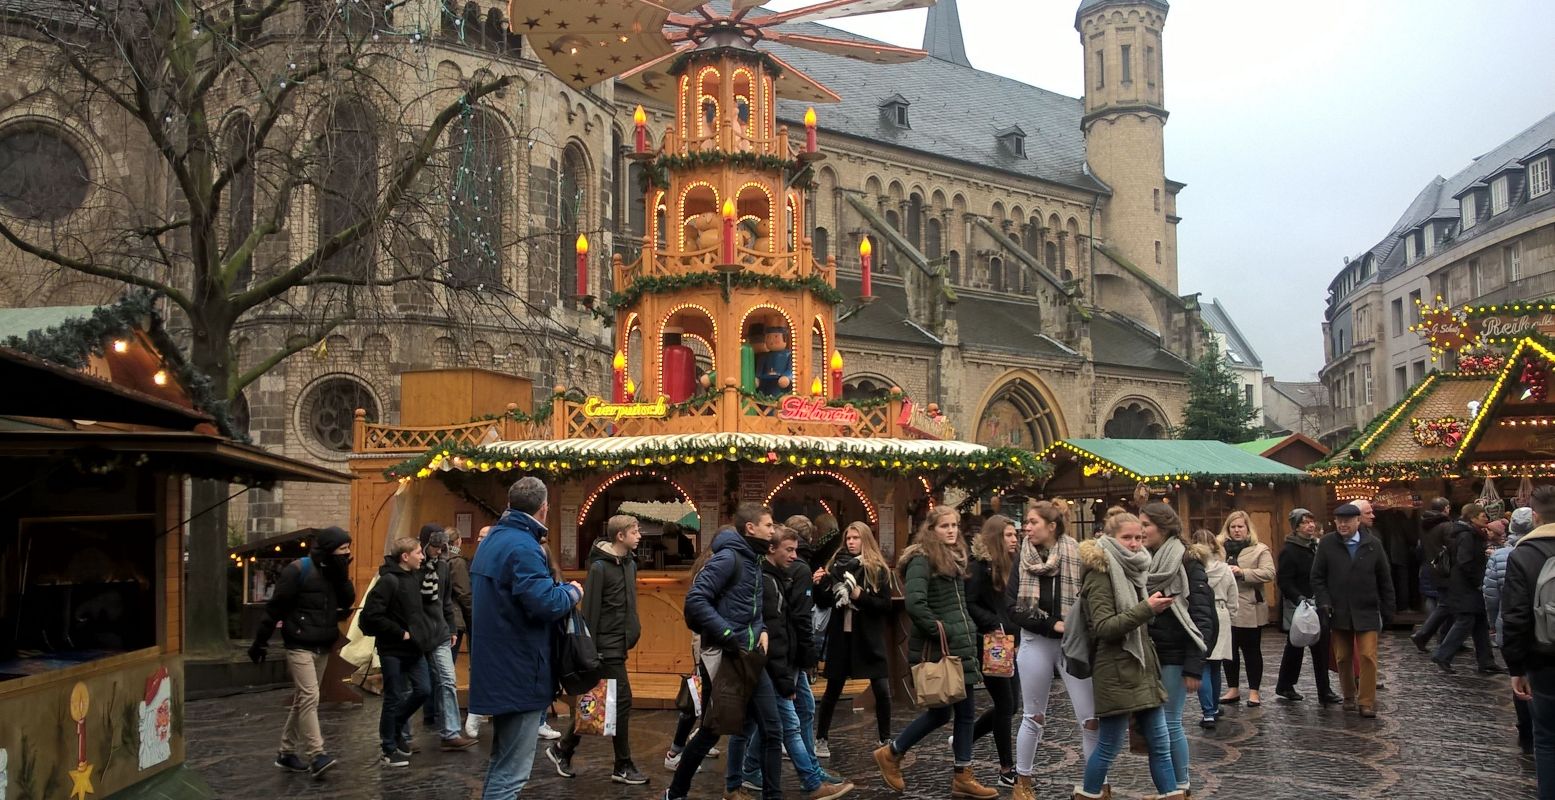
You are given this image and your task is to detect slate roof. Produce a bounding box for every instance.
[1045,438,1305,481]
[1266,380,1326,409]
[1200,298,1262,369]
[1089,312,1192,374]
[759,12,1103,192]
[834,276,940,346]
[953,292,1077,359]
[922,0,971,68]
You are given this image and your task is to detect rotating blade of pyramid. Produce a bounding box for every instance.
[507,0,690,90]
[757,0,935,27]
[766,31,927,64]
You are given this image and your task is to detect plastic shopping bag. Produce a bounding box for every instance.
[1289,598,1322,648]
[981,627,1016,678]
[675,673,704,718]
[573,678,617,737]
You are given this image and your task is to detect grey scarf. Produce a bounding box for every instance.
[1147,538,1207,654]
[1098,535,1153,669]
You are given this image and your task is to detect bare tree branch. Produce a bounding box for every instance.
[232,310,353,394]
[0,217,190,307]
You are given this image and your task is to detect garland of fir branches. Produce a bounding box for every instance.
[1,291,244,441]
[607,271,843,311]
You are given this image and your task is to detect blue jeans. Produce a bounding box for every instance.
[669,668,783,800]
[379,651,430,754]
[793,670,818,761]
[737,677,825,791]
[1083,707,1176,795]
[893,687,975,765]
[481,709,544,799]
[1531,667,1555,800]
[1197,661,1223,717]
[1160,664,1190,790]
[426,642,461,739]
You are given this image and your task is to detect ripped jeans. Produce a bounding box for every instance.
[1015,632,1098,776]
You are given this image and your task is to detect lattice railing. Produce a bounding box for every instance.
[359,419,504,453]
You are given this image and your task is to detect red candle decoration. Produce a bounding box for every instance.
[575,233,589,298]
[721,199,736,264]
[633,105,648,153]
[859,236,873,298]
[830,350,843,397]
[612,350,626,403]
[804,107,817,153]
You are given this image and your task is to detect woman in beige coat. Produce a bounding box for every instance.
[1217,510,1275,706]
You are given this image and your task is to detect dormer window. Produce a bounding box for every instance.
[1461,192,1478,229]
[1404,233,1416,264]
[1531,157,1552,198]
[880,94,910,129]
[1491,175,1510,214]
[996,125,1026,158]
[1423,223,1436,256]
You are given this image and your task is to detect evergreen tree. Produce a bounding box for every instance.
[1178,349,1260,443]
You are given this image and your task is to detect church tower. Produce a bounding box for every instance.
[1076,0,1175,290]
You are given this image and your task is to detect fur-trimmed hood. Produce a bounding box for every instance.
[1078,538,1210,573]
[970,535,994,563]
[1182,542,1212,564]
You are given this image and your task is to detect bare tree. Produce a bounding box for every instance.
[0,0,600,653]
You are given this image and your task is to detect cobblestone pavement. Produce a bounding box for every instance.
[187,632,1537,798]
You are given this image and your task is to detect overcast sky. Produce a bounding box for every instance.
[768,0,1555,380]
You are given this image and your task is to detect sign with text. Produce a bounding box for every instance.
[898,399,955,440]
[777,395,861,425]
[1412,304,1479,351]
[583,396,668,420]
[1477,309,1555,340]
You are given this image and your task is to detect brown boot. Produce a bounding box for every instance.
[806,780,855,800]
[1158,792,1187,800]
[873,743,905,793]
[1071,788,1104,800]
[951,768,998,799]
[1011,774,1037,800]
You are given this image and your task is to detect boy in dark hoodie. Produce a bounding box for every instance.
[361,537,438,766]
[249,525,355,778]
[418,524,476,751]
[666,504,783,800]
[548,514,647,785]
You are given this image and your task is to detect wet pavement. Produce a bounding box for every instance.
[186,631,1538,798]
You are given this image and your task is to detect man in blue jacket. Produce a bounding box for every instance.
[667,503,783,800]
[471,477,582,799]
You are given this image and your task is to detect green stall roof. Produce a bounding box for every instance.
[1043,439,1308,483]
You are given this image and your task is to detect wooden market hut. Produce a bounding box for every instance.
[1039,438,1318,618]
[1235,433,1329,471]
[0,340,346,797]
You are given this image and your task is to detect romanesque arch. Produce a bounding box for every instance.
[972,370,1068,452]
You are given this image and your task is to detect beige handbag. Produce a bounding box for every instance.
[911,621,966,708]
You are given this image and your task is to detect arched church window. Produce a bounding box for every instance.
[976,379,1061,451]
[317,99,378,278]
[223,115,256,288]
[558,144,587,300]
[1104,402,1165,439]
[446,107,505,288]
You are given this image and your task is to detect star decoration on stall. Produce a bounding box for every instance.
[508,0,936,102]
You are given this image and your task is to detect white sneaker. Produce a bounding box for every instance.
[815,738,830,759]
[538,722,562,740]
[463,714,485,739]
[664,749,682,770]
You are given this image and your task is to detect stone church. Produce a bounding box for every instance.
[0,0,1203,535]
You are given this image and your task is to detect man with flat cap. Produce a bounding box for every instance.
[1311,503,1395,718]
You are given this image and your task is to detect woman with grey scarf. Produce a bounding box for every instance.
[1072,510,1180,800]
[1138,502,1215,799]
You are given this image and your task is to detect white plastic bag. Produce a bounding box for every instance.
[1289,598,1322,648]
[339,575,380,669]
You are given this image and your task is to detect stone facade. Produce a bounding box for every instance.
[0,0,1203,536]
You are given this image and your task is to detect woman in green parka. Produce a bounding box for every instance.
[872,506,997,799]
[1072,509,1183,800]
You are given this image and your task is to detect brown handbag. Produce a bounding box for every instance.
[911,621,966,708]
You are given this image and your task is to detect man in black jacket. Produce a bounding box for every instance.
[1505,484,1555,798]
[1312,503,1395,718]
[1273,509,1341,704]
[1432,503,1502,674]
[549,514,647,785]
[361,537,438,766]
[249,526,355,778]
[1412,498,1456,651]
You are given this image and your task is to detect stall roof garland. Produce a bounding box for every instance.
[0,291,243,441]
[1040,439,1309,484]
[383,432,1051,486]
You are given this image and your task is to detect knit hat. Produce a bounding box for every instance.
[419,523,448,549]
[1289,508,1314,528]
[314,526,351,552]
[1511,507,1536,537]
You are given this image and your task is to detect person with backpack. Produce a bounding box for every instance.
[1139,502,1213,797]
[666,504,783,800]
[1504,484,1555,798]
[1412,497,1456,652]
[873,506,998,799]
[1432,503,1503,674]
[248,526,355,778]
[729,525,855,800]
[360,537,440,766]
[1311,503,1394,718]
[1005,501,1095,800]
[470,477,583,798]
[548,514,648,786]
[1489,507,1537,754]
[1071,509,1180,800]
[964,514,1020,791]
[1216,510,1273,707]
[1274,509,1341,705]
[813,521,895,757]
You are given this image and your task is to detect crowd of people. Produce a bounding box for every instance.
[244,476,1555,799]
